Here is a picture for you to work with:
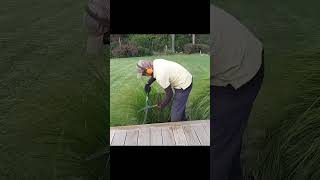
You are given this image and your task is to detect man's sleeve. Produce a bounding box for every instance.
[147,77,156,85]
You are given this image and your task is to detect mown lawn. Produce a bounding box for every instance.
[110,54,210,126]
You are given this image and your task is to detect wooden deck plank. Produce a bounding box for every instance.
[110,129,115,144]
[150,127,162,145]
[111,130,127,146]
[110,120,209,146]
[202,122,210,137]
[138,128,150,146]
[182,125,201,145]
[192,124,210,146]
[171,126,187,146]
[124,130,139,146]
[110,120,209,130]
[162,127,176,146]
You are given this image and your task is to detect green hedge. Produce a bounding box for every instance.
[183,43,209,54]
[111,44,138,58]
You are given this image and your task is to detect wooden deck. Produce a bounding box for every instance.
[110,120,210,146]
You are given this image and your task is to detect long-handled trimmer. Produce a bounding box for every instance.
[137,92,158,124]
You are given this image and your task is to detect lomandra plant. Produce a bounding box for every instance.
[132,86,172,124]
[129,84,210,124]
[188,89,210,120]
[252,49,320,180]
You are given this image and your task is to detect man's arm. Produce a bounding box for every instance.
[158,85,173,110]
[147,77,156,85]
[144,77,156,93]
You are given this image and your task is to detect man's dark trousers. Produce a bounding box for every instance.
[211,55,264,180]
[171,83,192,122]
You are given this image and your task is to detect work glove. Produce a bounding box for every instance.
[144,84,151,94]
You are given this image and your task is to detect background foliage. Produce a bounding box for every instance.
[110,34,209,58]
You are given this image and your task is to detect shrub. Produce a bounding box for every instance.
[165,50,176,55]
[137,46,153,57]
[182,44,193,54]
[175,34,191,52]
[183,43,209,54]
[198,44,210,54]
[128,34,170,53]
[111,43,138,58]
[152,50,176,56]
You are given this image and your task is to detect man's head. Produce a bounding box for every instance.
[85,0,110,55]
[137,60,153,77]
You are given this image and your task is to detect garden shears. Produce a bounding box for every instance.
[138,92,158,124]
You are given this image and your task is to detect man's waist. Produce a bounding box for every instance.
[211,58,263,89]
[172,78,192,90]
[174,82,193,91]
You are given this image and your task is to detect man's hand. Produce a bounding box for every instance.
[156,85,173,110]
[156,103,162,111]
[144,84,151,94]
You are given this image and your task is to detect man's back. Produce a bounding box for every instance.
[153,59,192,90]
[210,4,263,89]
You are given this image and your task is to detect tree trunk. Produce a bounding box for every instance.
[192,34,195,45]
[171,34,175,52]
[118,36,122,47]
